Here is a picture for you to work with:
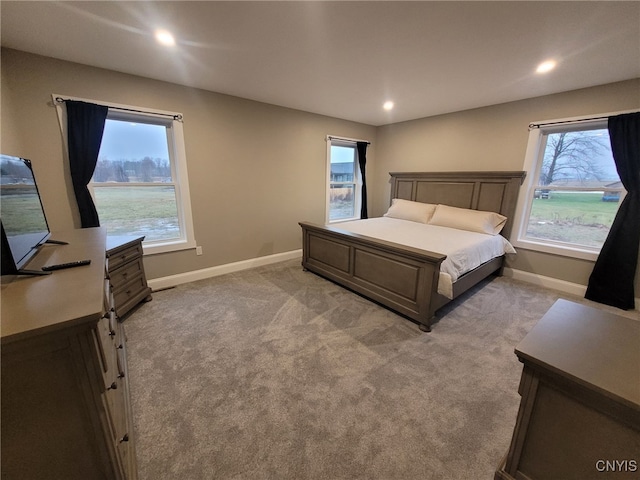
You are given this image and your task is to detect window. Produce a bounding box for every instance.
[326,138,360,223]
[512,116,625,260]
[54,96,195,255]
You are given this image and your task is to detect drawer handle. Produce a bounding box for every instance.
[118,372,125,379]
[119,434,129,443]
[109,330,116,337]
[107,382,118,390]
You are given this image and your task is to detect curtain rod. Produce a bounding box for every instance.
[54,97,183,122]
[528,116,607,130]
[529,110,639,130]
[327,135,370,145]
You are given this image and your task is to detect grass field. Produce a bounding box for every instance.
[94,186,179,241]
[527,192,620,247]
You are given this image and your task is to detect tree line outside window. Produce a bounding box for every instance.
[93,157,172,183]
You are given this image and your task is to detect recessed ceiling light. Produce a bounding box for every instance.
[383,101,394,111]
[155,29,176,47]
[536,60,557,74]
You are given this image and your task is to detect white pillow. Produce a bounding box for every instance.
[429,204,507,235]
[383,199,437,224]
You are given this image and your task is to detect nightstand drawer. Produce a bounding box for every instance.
[113,275,150,317]
[107,236,152,320]
[110,257,145,288]
[108,242,143,272]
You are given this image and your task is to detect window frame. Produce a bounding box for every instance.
[325,137,361,224]
[53,94,196,256]
[511,114,625,261]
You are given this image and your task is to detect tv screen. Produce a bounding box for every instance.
[1,154,51,273]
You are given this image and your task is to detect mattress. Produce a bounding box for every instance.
[334,217,516,298]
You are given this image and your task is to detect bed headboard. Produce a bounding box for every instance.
[389,171,526,238]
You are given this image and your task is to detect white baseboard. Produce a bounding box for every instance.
[148,256,639,312]
[502,267,588,297]
[503,267,640,311]
[148,249,302,291]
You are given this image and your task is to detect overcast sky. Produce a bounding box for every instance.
[98,120,169,161]
[331,145,356,163]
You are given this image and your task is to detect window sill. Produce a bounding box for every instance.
[139,239,197,256]
[511,237,599,262]
[327,217,360,225]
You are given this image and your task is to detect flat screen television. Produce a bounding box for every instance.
[1,154,52,275]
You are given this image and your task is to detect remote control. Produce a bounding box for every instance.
[42,259,92,271]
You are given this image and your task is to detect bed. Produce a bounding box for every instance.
[299,171,526,332]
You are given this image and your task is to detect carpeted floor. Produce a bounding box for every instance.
[123,259,622,479]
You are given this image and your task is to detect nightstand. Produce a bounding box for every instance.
[496,299,640,480]
[106,235,152,319]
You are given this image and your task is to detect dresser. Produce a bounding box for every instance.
[496,299,640,480]
[106,235,152,318]
[1,228,138,479]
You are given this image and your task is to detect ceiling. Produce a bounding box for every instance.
[1,1,639,126]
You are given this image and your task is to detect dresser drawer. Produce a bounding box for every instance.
[107,242,143,272]
[107,236,151,320]
[94,317,118,386]
[113,275,151,317]
[116,427,136,480]
[110,257,145,289]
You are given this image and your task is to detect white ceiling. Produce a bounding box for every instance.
[1,1,639,126]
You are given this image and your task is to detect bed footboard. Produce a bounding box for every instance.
[299,222,446,331]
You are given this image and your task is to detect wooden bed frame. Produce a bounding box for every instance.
[299,171,526,332]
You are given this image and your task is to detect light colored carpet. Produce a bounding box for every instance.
[123,259,606,479]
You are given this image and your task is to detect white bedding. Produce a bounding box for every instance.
[334,217,516,298]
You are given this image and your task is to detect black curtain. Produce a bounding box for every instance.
[357,141,368,219]
[585,112,640,309]
[66,100,108,228]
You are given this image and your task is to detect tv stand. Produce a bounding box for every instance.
[1,227,138,479]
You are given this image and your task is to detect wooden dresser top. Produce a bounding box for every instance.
[516,299,640,410]
[1,227,106,344]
